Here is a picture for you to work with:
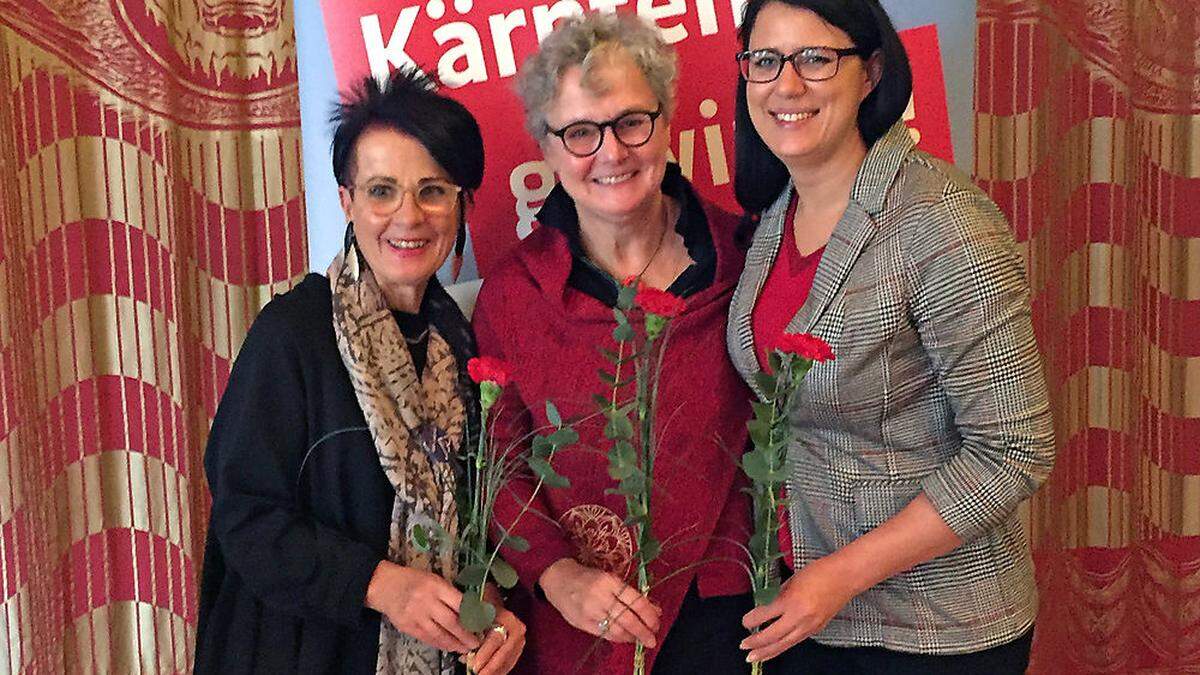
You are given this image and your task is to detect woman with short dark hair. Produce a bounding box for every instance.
[727,1,1054,672]
[193,67,524,675]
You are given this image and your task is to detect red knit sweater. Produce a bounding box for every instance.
[472,202,752,674]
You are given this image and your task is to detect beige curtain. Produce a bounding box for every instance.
[0,1,306,670]
[975,0,1200,671]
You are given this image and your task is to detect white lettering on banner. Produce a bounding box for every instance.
[510,97,731,239]
[489,10,527,77]
[511,160,557,239]
[361,6,422,80]
[638,0,688,44]
[903,94,921,144]
[360,0,752,88]
[434,21,489,86]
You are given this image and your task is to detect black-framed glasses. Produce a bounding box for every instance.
[546,107,663,157]
[350,178,462,216]
[736,46,868,83]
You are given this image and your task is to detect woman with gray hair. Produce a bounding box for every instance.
[472,11,756,674]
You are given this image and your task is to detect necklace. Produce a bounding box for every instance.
[632,197,676,281]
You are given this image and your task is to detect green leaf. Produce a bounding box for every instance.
[638,537,661,563]
[490,557,519,589]
[767,351,783,376]
[607,459,635,480]
[410,524,431,552]
[545,401,562,427]
[592,393,613,408]
[747,419,772,450]
[753,372,778,396]
[750,401,776,423]
[754,583,781,607]
[613,323,636,342]
[456,564,488,587]
[459,592,497,633]
[617,283,637,310]
[548,427,579,447]
[741,449,777,484]
[604,414,634,440]
[529,457,570,488]
[599,369,617,386]
[531,434,553,458]
[616,472,647,495]
[502,534,530,553]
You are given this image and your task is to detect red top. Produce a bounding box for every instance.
[473,199,753,673]
[749,196,824,569]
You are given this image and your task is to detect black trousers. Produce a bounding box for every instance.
[766,627,1034,674]
[650,581,754,675]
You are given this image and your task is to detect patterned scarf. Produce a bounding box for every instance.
[328,237,466,675]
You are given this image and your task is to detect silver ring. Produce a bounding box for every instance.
[597,617,610,635]
[491,624,508,641]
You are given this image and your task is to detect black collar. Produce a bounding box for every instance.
[538,163,716,307]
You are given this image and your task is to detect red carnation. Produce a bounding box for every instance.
[634,287,686,318]
[773,333,835,362]
[468,356,514,387]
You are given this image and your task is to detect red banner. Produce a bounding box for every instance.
[319,1,952,275]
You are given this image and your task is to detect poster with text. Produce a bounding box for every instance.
[301,0,959,277]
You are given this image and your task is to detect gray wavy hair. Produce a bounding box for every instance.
[516,12,678,141]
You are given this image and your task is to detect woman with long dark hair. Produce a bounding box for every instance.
[727,1,1055,672]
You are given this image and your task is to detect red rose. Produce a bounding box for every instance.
[773,333,834,362]
[634,287,686,318]
[467,356,514,387]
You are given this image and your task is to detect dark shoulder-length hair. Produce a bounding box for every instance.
[733,0,913,214]
[330,67,485,252]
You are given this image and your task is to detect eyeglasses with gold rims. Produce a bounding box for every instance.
[546,107,663,158]
[736,46,869,84]
[350,178,463,216]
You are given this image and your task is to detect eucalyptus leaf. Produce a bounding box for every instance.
[548,427,579,447]
[617,283,637,310]
[599,369,617,386]
[531,434,553,458]
[502,534,530,553]
[529,457,570,488]
[459,592,497,633]
[613,323,636,342]
[638,537,661,563]
[456,564,488,587]
[751,401,776,423]
[410,524,431,552]
[490,557,519,589]
[741,450,776,483]
[604,414,634,440]
[545,401,562,427]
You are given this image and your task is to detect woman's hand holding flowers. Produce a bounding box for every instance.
[365,561,482,654]
[539,558,662,647]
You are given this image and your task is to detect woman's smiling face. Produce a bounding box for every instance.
[744,2,877,172]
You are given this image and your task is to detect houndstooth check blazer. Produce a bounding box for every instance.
[727,122,1056,654]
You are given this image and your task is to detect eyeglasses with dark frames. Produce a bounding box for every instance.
[736,46,868,83]
[546,107,663,158]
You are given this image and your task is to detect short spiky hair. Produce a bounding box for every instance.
[330,66,484,194]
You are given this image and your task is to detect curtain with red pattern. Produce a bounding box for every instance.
[975,0,1200,671]
[0,0,306,670]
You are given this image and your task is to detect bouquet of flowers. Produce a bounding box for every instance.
[595,278,687,674]
[741,334,834,675]
[413,356,575,650]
